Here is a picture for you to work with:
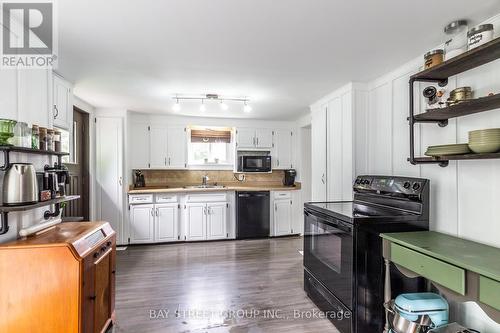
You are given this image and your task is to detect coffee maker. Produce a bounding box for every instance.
[283,169,296,187]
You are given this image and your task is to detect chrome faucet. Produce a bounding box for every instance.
[202,175,210,186]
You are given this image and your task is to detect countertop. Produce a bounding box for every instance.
[128,182,301,194]
[381,231,500,282]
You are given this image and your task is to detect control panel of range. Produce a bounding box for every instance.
[354,176,425,195]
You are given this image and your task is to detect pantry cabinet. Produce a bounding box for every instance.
[236,128,273,149]
[311,83,368,202]
[273,129,293,169]
[53,74,73,130]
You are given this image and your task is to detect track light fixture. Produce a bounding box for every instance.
[171,94,251,113]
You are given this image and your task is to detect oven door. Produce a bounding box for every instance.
[241,156,271,172]
[304,208,353,309]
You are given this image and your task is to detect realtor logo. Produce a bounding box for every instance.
[1,0,57,68]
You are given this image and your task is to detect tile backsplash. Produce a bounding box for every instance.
[135,170,286,187]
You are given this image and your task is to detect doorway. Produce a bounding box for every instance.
[64,107,90,220]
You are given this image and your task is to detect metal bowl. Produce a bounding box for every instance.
[392,312,431,333]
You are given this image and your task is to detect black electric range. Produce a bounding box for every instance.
[303,175,430,333]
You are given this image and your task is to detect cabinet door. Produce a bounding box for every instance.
[255,129,273,148]
[327,97,343,201]
[207,203,227,240]
[129,123,150,169]
[167,126,186,168]
[129,204,154,243]
[274,199,292,236]
[149,126,168,168]
[236,128,256,148]
[53,75,72,129]
[155,204,178,242]
[274,129,293,169]
[311,106,327,201]
[94,250,112,333]
[185,203,206,241]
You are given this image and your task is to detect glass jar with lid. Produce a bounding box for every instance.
[444,20,468,60]
[46,129,54,151]
[32,125,39,149]
[39,127,47,150]
[54,130,61,152]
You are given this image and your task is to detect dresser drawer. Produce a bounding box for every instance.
[480,276,500,310]
[155,194,178,203]
[390,243,465,295]
[129,194,153,204]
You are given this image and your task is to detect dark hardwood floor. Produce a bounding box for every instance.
[113,237,338,333]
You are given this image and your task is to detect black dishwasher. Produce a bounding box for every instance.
[236,191,270,239]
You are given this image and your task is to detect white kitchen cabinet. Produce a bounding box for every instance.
[255,129,273,148]
[273,129,293,169]
[148,125,186,169]
[149,126,168,168]
[53,74,73,130]
[167,126,187,168]
[311,84,367,202]
[207,202,227,240]
[236,128,256,148]
[129,122,150,169]
[311,105,328,201]
[156,203,179,242]
[129,204,155,244]
[185,203,207,241]
[236,128,273,149]
[273,199,292,236]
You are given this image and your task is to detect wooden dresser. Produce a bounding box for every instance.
[0,221,116,333]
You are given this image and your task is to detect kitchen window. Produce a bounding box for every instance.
[188,127,233,166]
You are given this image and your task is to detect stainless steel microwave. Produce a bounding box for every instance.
[237,156,272,172]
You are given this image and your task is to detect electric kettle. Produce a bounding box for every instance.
[2,163,38,205]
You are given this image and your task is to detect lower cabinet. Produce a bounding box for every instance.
[273,199,293,236]
[185,202,228,241]
[129,203,179,244]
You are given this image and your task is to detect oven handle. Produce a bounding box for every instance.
[305,210,353,234]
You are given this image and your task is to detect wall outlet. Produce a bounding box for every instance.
[237,174,245,181]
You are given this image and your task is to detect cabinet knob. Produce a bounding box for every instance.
[89,295,96,301]
[93,252,99,258]
[107,241,112,247]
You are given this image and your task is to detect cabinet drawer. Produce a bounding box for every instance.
[156,194,178,203]
[186,193,227,203]
[390,243,465,295]
[273,191,291,199]
[480,276,500,310]
[129,194,153,204]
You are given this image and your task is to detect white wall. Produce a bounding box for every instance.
[363,14,500,331]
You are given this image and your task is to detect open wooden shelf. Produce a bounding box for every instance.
[0,195,80,212]
[0,145,69,156]
[414,152,500,163]
[411,37,500,82]
[414,93,500,123]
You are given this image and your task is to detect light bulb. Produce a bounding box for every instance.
[173,100,181,112]
[220,101,229,110]
[243,102,252,113]
[200,100,206,112]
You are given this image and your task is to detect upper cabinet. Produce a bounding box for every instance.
[129,121,187,170]
[273,129,293,169]
[236,128,273,149]
[52,74,73,130]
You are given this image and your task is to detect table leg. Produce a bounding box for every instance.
[383,258,392,333]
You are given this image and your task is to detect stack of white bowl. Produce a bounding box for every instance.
[468,128,500,153]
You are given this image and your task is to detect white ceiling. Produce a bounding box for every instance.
[58,0,500,120]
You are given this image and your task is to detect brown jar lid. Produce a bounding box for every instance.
[424,49,444,58]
